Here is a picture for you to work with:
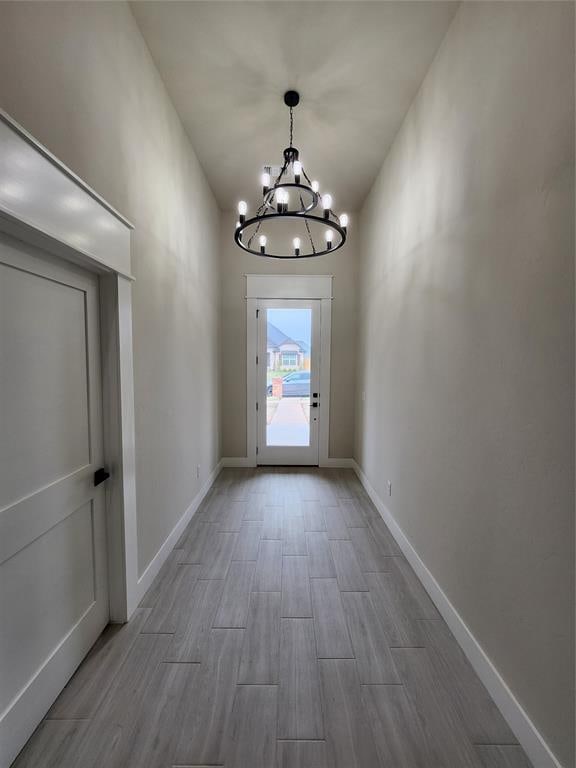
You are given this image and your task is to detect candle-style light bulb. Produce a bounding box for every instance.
[276,189,284,213]
[238,200,247,224]
[325,229,333,250]
[261,172,270,194]
[311,180,320,193]
[339,213,349,230]
[293,237,301,256]
[259,234,267,254]
[293,160,302,184]
[284,192,290,212]
[322,194,332,219]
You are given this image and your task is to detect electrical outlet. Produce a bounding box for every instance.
[196,464,200,479]
[387,480,392,497]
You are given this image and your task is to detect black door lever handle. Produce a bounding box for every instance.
[94,467,111,487]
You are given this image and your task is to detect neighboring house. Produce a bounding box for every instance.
[267,322,310,370]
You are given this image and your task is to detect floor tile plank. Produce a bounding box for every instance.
[218,500,248,532]
[281,556,313,618]
[174,629,244,766]
[391,647,484,768]
[182,521,220,564]
[303,501,327,532]
[276,740,328,768]
[11,719,91,768]
[364,571,424,646]
[329,539,368,591]
[323,505,351,539]
[362,684,430,768]
[306,531,336,578]
[141,564,202,633]
[283,514,307,555]
[213,561,255,628]
[476,745,533,768]
[318,659,381,768]
[232,521,263,561]
[278,619,324,739]
[199,531,237,579]
[310,578,354,659]
[254,539,283,591]
[338,499,366,528]
[238,591,281,683]
[420,620,517,744]
[349,526,393,572]
[340,591,400,683]
[226,685,278,768]
[165,578,225,662]
[262,505,284,539]
[48,605,149,719]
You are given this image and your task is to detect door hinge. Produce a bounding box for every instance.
[256,445,259,455]
[256,401,259,411]
[256,308,260,318]
[256,355,259,365]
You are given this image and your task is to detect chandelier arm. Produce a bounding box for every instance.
[299,194,317,254]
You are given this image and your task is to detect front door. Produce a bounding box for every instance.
[0,232,109,764]
[257,299,320,465]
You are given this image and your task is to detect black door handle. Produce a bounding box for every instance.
[94,467,110,487]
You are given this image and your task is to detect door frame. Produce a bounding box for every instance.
[0,110,138,623]
[246,274,333,467]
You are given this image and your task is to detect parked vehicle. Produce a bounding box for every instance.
[267,370,310,397]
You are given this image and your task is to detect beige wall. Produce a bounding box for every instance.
[0,1,221,576]
[356,3,574,765]
[221,212,357,459]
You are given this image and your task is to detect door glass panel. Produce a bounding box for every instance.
[266,308,311,447]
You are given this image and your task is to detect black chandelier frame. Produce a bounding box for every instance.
[234,90,348,259]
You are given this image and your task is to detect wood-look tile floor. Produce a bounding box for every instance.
[13,468,533,768]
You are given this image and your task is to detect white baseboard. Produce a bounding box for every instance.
[134,459,223,606]
[351,460,563,768]
[221,457,355,469]
[320,457,355,468]
[220,457,255,468]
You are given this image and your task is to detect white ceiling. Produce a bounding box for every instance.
[131,1,458,212]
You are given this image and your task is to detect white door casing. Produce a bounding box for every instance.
[246,274,333,467]
[0,233,110,766]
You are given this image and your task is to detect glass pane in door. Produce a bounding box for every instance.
[266,307,311,447]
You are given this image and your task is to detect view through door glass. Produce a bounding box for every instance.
[266,307,312,447]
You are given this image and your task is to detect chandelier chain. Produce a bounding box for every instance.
[289,106,294,147]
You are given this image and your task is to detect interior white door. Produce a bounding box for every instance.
[257,299,321,465]
[0,232,109,765]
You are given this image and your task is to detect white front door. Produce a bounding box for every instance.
[256,299,321,465]
[0,233,109,765]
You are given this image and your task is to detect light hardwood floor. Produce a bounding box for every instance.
[13,468,533,768]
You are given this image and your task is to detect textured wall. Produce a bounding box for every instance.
[0,1,221,576]
[356,3,574,765]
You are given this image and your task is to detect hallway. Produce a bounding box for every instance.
[14,468,531,768]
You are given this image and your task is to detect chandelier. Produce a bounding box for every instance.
[234,91,348,259]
